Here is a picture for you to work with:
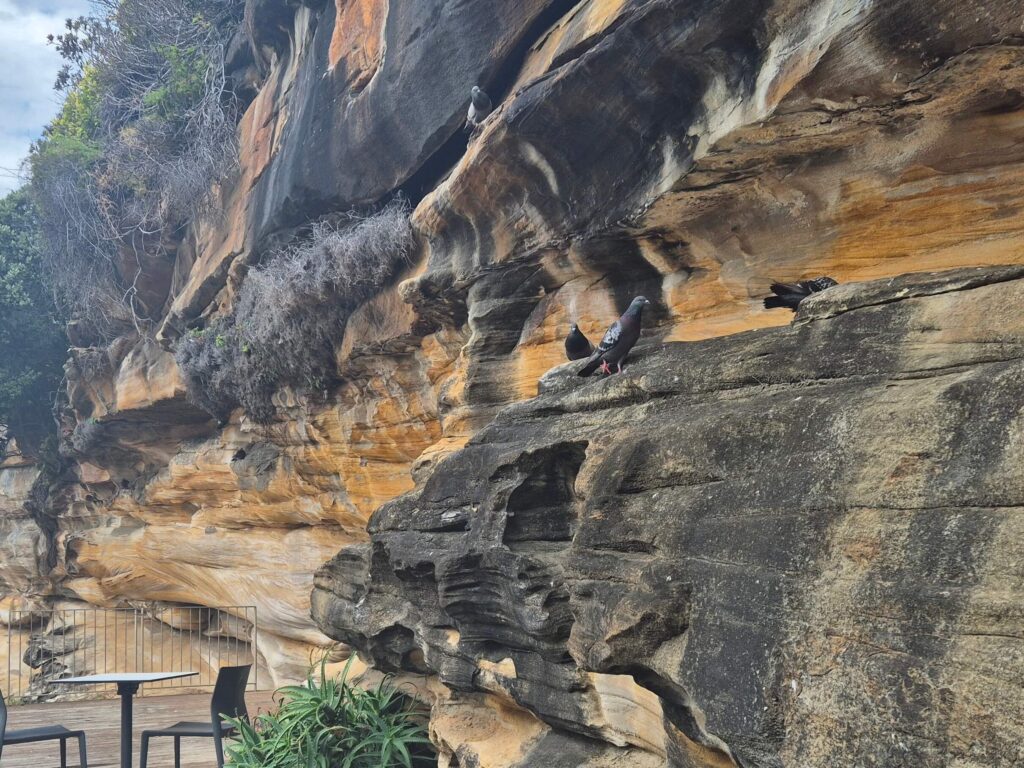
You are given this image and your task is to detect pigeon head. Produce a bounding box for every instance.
[628,296,651,313]
[569,323,579,332]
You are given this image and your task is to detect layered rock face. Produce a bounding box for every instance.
[0,453,45,692]
[2,0,1023,761]
[314,266,1024,767]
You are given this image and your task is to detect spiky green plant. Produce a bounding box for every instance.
[224,658,436,768]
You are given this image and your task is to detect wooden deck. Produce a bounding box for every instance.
[2,691,277,767]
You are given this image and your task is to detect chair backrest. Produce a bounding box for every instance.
[211,664,251,726]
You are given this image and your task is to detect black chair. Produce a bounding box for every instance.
[140,664,250,768]
[0,688,88,767]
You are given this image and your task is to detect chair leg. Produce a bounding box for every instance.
[214,731,225,768]
[77,733,89,768]
[60,737,67,768]
[174,736,181,768]
[139,733,150,768]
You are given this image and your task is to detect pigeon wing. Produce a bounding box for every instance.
[577,320,622,376]
[770,282,809,297]
[595,320,622,355]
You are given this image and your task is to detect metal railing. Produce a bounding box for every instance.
[4,605,258,704]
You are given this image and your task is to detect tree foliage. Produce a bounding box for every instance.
[0,191,66,456]
[29,0,245,344]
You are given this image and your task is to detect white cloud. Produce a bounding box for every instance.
[0,0,92,194]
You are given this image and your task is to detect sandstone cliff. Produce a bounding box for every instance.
[315,266,1024,766]
[2,0,1023,764]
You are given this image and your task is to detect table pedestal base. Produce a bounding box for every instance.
[116,681,141,768]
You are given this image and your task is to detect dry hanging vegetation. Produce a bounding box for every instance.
[175,200,416,423]
[30,0,244,343]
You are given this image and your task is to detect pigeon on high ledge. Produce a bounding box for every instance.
[578,296,651,377]
[564,323,594,361]
[763,277,838,311]
[466,86,493,129]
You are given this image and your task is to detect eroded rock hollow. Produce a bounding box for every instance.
[2,0,1024,764]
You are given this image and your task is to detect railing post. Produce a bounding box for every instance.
[189,606,194,692]
[7,609,13,700]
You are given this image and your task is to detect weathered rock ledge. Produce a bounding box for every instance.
[314,266,1024,767]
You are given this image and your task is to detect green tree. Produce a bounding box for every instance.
[0,189,66,456]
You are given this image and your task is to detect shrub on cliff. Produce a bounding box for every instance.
[29,0,244,342]
[176,200,416,423]
[29,131,136,342]
[224,658,435,768]
[0,190,67,456]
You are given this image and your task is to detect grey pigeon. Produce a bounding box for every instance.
[467,86,492,128]
[565,323,594,361]
[578,296,651,377]
[763,277,837,311]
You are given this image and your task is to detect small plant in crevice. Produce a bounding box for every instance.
[224,657,436,768]
[66,417,102,458]
[69,346,114,385]
[175,200,416,423]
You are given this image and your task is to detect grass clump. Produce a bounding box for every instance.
[175,200,415,423]
[225,659,436,768]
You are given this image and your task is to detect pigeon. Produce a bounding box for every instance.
[565,323,594,361]
[466,86,492,128]
[578,296,651,377]
[763,277,837,311]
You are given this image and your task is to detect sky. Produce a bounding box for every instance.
[0,0,92,194]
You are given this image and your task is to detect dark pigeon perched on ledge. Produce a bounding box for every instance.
[466,86,492,129]
[763,277,838,311]
[578,296,650,376]
[564,324,594,361]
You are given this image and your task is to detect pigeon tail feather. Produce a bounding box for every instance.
[763,295,796,310]
[577,355,603,377]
